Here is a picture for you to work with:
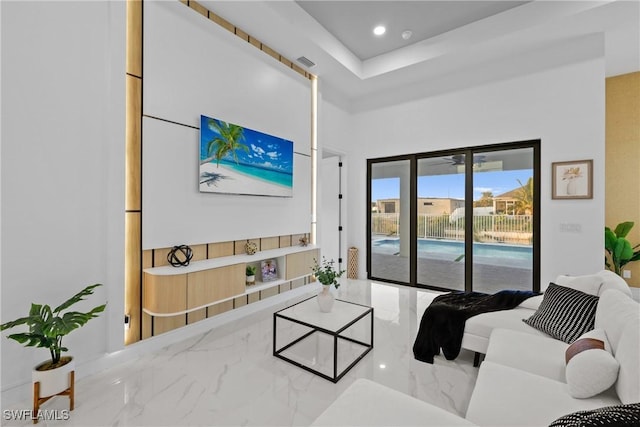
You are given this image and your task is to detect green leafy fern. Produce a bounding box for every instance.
[311,257,345,289]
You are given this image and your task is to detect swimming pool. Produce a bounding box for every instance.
[373,238,532,266]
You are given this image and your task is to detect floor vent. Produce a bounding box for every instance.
[297,56,316,68]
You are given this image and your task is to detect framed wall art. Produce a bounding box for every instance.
[552,159,593,200]
[199,115,294,197]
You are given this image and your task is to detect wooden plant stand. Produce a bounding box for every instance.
[32,370,74,424]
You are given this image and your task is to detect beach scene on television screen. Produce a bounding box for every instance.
[199,115,294,197]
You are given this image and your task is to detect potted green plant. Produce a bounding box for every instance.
[605,221,640,276]
[246,265,257,285]
[0,284,106,401]
[311,257,345,313]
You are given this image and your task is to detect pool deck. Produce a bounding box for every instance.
[370,252,532,293]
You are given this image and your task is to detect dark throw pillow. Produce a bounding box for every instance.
[549,402,640,427]
[523,283,598,344]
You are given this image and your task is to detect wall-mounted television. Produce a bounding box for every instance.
[199,115,294,197]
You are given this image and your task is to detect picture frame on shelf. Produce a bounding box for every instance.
[261,259,277,282]
[552,159,593,200]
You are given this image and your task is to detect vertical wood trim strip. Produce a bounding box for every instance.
[125,0,143,345]
[124,212,141,344]
[125,75,141,211]
[126,0,142,77]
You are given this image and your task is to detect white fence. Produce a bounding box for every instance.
[372,213,533,245]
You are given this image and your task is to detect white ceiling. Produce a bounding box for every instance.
[295,1,530,60]
[203,1,639,111]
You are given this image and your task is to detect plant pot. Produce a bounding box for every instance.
[246,275,256,285]
[317,285,335,313]
[33,356,74,398]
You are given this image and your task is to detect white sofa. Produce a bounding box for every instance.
[465,288,639,425]
[461,270,634,356]
[312,272,640,426]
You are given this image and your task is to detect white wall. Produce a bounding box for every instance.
[1,0,125,393]
[317,91,353,269]
[343,56,606,287]
[142,2,312,249]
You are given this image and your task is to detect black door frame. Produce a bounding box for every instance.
[367,140,540,293]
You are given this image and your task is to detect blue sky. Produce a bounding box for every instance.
[372,169,533,201]
[200,115,293,173]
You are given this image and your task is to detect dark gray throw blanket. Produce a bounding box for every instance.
[413,290,539,364]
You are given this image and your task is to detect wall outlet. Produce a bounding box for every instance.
[559,223,582,233]
[623,270,631,279]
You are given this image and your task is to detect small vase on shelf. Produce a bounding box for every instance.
[317,285,335,313]
[245,240,258,255]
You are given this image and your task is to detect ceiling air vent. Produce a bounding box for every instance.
[296,56,316,68]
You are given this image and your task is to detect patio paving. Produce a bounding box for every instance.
[370,252,532,293]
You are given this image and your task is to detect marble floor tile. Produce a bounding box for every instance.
[2,279,478,426]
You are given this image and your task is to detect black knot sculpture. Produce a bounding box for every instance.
[167,245,193,267]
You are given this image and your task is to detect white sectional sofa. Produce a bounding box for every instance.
[461,270,633,356]
[312,271,640,426]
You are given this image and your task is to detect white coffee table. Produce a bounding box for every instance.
[273,296,374,382]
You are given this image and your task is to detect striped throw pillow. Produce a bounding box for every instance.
[523,283,599,343]
[549,403,640,427]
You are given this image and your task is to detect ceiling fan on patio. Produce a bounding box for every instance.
[430,154,487,167]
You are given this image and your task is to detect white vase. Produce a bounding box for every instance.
[246,275,255,285]
[566,179,576,195]
[32,356,74,398]
[317,285,335,313]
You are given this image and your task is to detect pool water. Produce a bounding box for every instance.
[373,238,532,263]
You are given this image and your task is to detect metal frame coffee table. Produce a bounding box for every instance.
[273,296,373,383]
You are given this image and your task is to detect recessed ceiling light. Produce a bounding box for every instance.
[401,30,413,40]
[373,25,386,36]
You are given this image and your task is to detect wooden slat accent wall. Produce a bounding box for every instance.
[123,0,316,343]
[208,241,234,258]
[260,236,280,251]
[209,300,233,317]
[279,235,292,248]
[181,0,314,80]
[191,244,207,261]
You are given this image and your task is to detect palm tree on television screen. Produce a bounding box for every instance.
[206,118,249,167]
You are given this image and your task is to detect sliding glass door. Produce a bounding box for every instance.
[369,158,411,284]
[367,141,539,293]
[471,147,535,292]
[416,155,466,290]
